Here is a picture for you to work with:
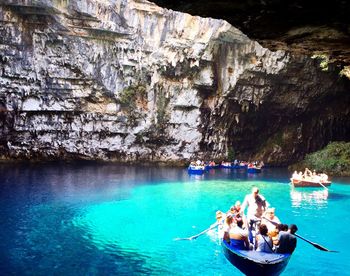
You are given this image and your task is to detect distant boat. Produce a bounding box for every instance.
[188,165,206,174]
[247,165,262,173]
[222,240,292,276]
[205,163,220,169]
[220,162,233,168]
[232,163,248,169]
[291,178,331,187]
[221,162,247,169]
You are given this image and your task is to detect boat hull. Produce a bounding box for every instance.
[222,240,291,276]
[247,167,262,173]
[206,165,220,169]
[188,167,206,174]
[291,178,331,187]
[221,165,247,169]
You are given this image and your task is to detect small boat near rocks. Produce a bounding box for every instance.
[188,164,206,174]
[247,165,262,173]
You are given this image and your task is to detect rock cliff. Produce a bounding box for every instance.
[0,0,349,164]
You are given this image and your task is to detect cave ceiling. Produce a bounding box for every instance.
[151,0,350,66]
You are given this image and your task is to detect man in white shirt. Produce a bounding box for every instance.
[241,187,270,243]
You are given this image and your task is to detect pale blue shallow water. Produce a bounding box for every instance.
[0,163,349,275]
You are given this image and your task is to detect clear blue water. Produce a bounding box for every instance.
[0,163,349,275]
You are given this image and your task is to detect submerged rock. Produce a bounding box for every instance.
[0,0,349,164]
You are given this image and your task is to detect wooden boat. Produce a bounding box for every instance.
[188,165,206,174]
[291,178,331,187]
[247,166,262,173]
[222,240,291,276]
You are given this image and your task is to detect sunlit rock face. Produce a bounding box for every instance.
[0,0,349,164]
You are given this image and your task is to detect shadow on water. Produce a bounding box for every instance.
[327,192,350,200]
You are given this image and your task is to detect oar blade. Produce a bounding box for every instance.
[313,243,331,252]
[295,233,338,253]
[173,237,193,241]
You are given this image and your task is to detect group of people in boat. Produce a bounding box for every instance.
[292,168,329,183]
[216,187,298,254]
[221,160,248,167]
[189,160,206,170]
[189,159,264,169]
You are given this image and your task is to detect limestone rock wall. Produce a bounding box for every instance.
[0,0,348,164]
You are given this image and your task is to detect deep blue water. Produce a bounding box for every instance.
[0,163,349,275]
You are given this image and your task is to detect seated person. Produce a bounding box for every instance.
[215,210,227,239]
[228,201,243,219]
[262,207,281,233]
[271,224,288,248]
[222,215,234,242]
[292,171,299,179]
[303,168,312,179]
[320,173,328,182]
[255,224,273,253]
[275,224,298,254]
[229,219,251,250]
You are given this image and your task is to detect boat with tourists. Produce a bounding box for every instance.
[188,160,206,174]
[205,161,220,169]
[222,239,291,276]
[291,178,331,187]
[221,161,248,169]
[247,163,262,173]
[220,161,234,169]
[188,164,206,174]
[175,186,338,275]
[290,168,331,187]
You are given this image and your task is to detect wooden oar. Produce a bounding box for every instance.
[174,222,218,241]
[294,233,338,252]
[262,216,338,252]
[318,181,329,190]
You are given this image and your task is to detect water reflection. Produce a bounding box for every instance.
[290,188,328,207]
[189,173,205,181]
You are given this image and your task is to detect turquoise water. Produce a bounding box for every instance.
[0,163,349,275]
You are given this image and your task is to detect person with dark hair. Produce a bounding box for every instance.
[255,224,273,253]
[276,224,298,254]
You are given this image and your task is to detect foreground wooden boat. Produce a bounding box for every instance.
[222,240,291,276]
[291,178,331,187]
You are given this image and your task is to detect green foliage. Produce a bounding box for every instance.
[119,84,146,107]
[118,84,146,126]
[302,141,350,176]
[227,147,235,161]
